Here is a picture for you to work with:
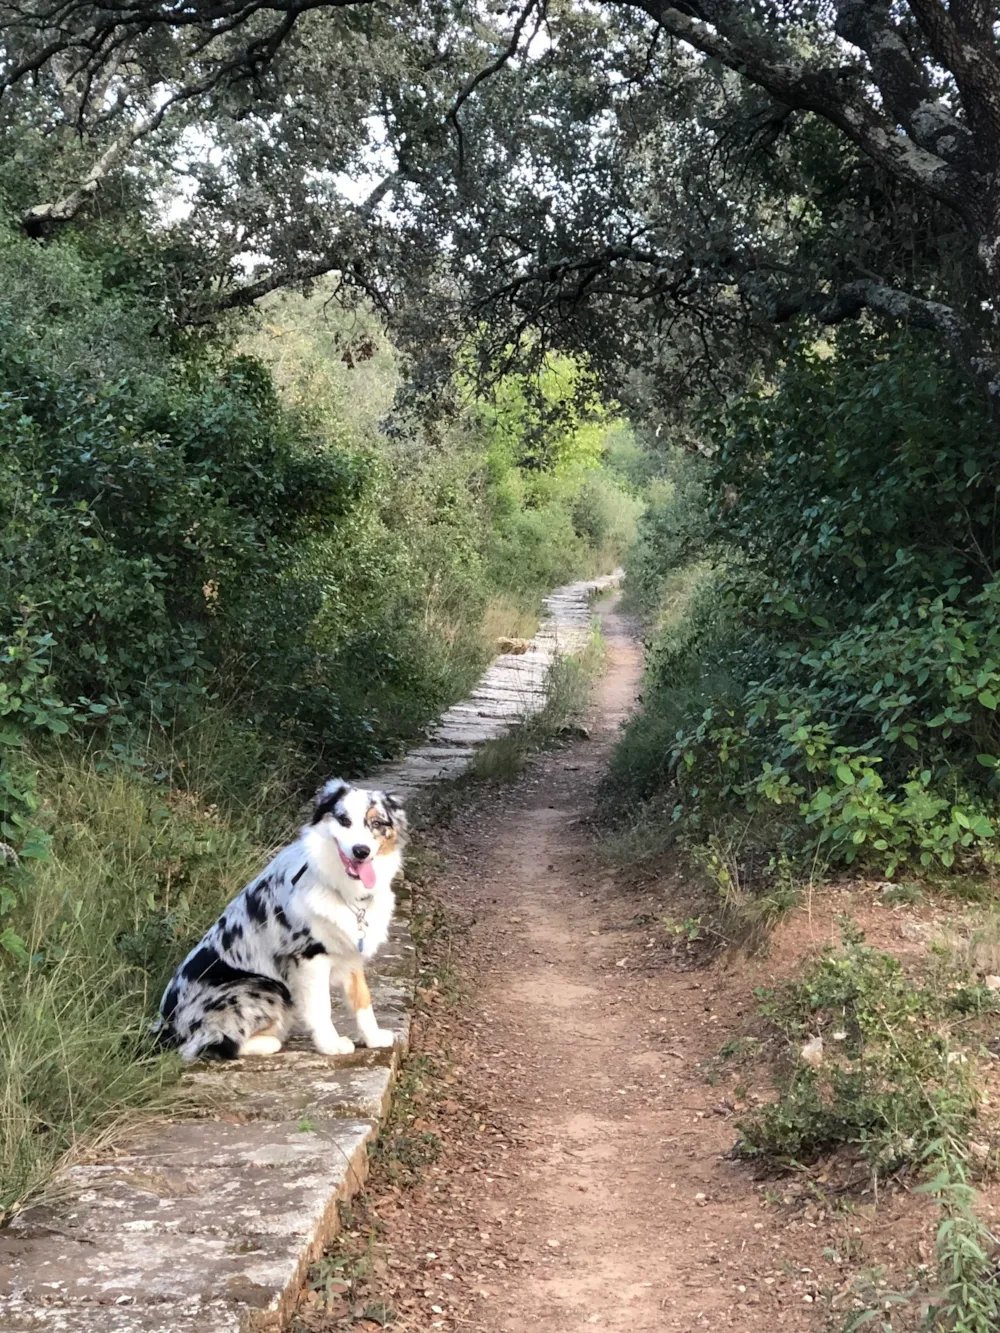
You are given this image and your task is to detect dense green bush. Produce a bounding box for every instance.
[613,333,1000,876]
[2,351,359,715]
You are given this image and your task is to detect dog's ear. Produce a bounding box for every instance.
[382,791,408,836]
[311,778,350,825]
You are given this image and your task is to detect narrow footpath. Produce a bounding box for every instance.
[313,594,859,1333]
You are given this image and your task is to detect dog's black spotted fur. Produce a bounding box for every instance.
[156,779,406,1061]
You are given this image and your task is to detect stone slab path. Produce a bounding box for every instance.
[0,571,620,1333]
[371,572,621,803]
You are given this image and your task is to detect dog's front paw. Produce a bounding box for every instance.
[313,1032,355,1056]
[362,1028,396,1049]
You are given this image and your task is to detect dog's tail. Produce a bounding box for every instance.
[151,1013,180,1051]
[145,1017,241,1061]
[118,1016,176,1064]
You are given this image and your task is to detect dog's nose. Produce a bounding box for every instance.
[352,844,370,861]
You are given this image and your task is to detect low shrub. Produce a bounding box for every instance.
[736,922,987,1172]
[736,922,1000,1332]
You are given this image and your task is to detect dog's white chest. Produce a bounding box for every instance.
[301,881,392,961]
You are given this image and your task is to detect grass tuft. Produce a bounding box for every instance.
[0,748,268,1223]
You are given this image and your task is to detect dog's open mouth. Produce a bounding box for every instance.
[338,845,376,890]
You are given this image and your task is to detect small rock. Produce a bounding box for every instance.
[800,1036,824,1067]
[899,920,929,942]
[985,975,1000,992]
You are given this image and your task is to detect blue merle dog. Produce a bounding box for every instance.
[158,780,406,1061]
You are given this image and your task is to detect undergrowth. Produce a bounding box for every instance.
[0,747,271,1222]
[736,921,1000,1331]
[736,921,988,1171]
[609,335,1000,903]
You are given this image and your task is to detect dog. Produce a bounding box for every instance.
[157,779,406,1061]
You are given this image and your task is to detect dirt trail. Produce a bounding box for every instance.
[444,593,745,1333]
[309,594,891,1332]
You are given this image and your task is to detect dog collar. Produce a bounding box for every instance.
[355,903,368,953]
[332,887,369,953]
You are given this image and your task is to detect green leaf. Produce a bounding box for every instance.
[0,927,29,964]
[18,830,52,860]
[979,690,999,710]
[835,764,855,785]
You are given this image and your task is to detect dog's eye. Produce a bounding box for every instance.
[335,812,351,828]
[371,820,388,833]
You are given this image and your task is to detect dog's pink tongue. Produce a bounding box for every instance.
[358,858,377,890]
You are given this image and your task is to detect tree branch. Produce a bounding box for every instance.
[182,173,397,321]
[447,0,545,175]
[906,0,1000,154]
[0,0,374,100]
[18,0,323,234]
[610,1,969,215]
[774,277,1000,410]
[22,97,175,234]
[832,0,977,169]
[198,256,345,318]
